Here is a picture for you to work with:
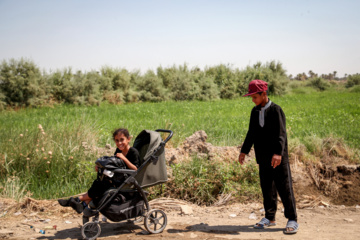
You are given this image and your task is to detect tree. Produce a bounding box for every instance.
[0,58,49,107]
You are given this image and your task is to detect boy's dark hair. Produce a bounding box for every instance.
[257,90,269,95]
[112,128,130,139]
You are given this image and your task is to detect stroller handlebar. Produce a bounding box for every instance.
[155,129,173,144]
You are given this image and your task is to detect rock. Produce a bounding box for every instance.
[190,233,198,238]
[183,130,210,154]
[165,130,244,164]
[229,214,237,218]
[344,218,354,223]
[105,144,111,149]
[13,211,22,216]
[248,212,257,220]
[0,230,14,238]
[337,165,357,175]
[81,142,88,148]
[138,230,150,235]
[180,205,193,215]
[320,201,330,207]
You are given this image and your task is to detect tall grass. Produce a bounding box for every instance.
[0,90,359,201]
[149,157,261,205]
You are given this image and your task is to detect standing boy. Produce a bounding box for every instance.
[238,79,299,234]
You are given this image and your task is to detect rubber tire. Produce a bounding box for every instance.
[81,222,101,240]
[144,209,167,234]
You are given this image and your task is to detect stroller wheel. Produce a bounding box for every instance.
[81,222,101,240]
[144,209,167,234]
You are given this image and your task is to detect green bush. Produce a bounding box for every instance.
[205,64,239,99]
[149,157,261,205]
[307,77,330,91]
[48,68,75,103]
[346,74,360,88]
[0,58,307,108]
[137,70,167,102]
[349,85,360,93]
[239,61,289,96]
[0,58,50,107]
[0,119,100,199]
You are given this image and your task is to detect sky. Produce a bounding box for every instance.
[0,0,359,77]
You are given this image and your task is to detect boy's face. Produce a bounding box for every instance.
[251,92,267,106]
[114,133,130,151]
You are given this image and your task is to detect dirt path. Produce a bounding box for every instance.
[1,198,359,240]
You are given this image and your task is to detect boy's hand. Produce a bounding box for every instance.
[116,153,125,160]
[271,154,282,168]
[238,153,246,165]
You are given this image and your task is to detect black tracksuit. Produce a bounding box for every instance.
[88,147,140,201]
[241,100,297,221]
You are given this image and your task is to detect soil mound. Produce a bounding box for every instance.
[165,130,360,207]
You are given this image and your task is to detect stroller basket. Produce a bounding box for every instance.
[99,190,145,222]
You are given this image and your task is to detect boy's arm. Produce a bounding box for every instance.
[240,108,255,155]
[273,106,287,156]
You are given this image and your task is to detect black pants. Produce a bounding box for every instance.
[259,162,297,222]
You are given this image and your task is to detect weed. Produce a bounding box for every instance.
[149,157,261,205]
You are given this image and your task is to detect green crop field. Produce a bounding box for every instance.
[0,90,359,202]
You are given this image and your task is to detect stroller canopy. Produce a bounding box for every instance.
[129,130,168,188]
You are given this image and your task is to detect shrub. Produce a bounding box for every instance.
[205,64,239,99]
[346,74,360,88]
[0,58,50,107]
[239,61,289,96]
[0,120,100,199]
[137,70,167,102]
[307,77,330,91]
[157,65,201,101]
[71,71,102,105]
[48,68,75,103]
[149,157,261,205]
[349,85,360,93]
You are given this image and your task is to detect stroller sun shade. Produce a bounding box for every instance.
[124,130,168,189]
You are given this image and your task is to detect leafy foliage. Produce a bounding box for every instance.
[346,74,360,88]
[149,157,261,205]
[0,59,291,108]
[307,77,331,91]
[0,58,50,107]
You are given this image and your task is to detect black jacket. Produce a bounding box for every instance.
[241,101,289,164]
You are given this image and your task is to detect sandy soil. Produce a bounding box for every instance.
[0,197,360,240]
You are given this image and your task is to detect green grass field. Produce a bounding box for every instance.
[0,89,359,201]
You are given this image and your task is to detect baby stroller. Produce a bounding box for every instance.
[81,129,173,240]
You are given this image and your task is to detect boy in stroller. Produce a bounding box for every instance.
[59,129,173,239]
[58,128,140,213]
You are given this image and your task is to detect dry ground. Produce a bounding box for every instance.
[0,198,359,240]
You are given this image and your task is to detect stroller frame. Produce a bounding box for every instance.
[81,129,173,240]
